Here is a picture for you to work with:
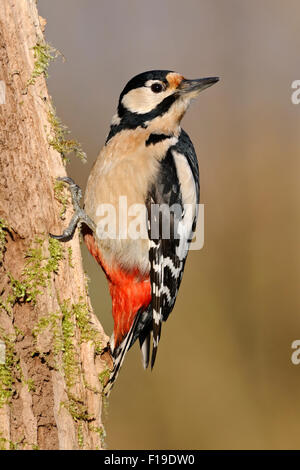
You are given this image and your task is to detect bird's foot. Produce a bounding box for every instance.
[50,177,96,242]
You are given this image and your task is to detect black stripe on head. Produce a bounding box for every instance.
[106,70,176,143]
[107,94,177,143]
[145,133,172,147]
[119,70,173,106]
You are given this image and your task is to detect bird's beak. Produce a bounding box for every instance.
[178,76,219,97]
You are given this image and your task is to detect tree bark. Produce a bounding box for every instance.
[0,0,111,450]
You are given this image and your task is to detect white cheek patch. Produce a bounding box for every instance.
[122,85,174,115]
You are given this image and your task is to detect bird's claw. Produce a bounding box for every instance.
[50,177,96,242]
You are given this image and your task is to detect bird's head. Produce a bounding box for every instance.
[108,70,219,140]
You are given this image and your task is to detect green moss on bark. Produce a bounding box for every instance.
[27,42,59,86]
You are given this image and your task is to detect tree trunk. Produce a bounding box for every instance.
[0,0,111,450]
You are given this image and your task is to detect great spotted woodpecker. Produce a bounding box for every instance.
[51,70,219,391]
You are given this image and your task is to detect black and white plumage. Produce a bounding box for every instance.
[81,70,219,391]
[134,128,200,368]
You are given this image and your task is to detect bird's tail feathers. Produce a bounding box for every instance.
[139,332,151,369]
[105,312,141,395]
[105,307,160,394]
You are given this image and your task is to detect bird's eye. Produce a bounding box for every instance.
[151,83,163,93]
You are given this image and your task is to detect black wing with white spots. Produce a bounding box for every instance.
[145,129,200,367]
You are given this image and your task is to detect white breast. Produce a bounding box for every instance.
[84,129,176,275]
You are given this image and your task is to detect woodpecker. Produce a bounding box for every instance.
[51,70,219,390]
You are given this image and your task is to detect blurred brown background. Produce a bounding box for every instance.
[39,0,300,449]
